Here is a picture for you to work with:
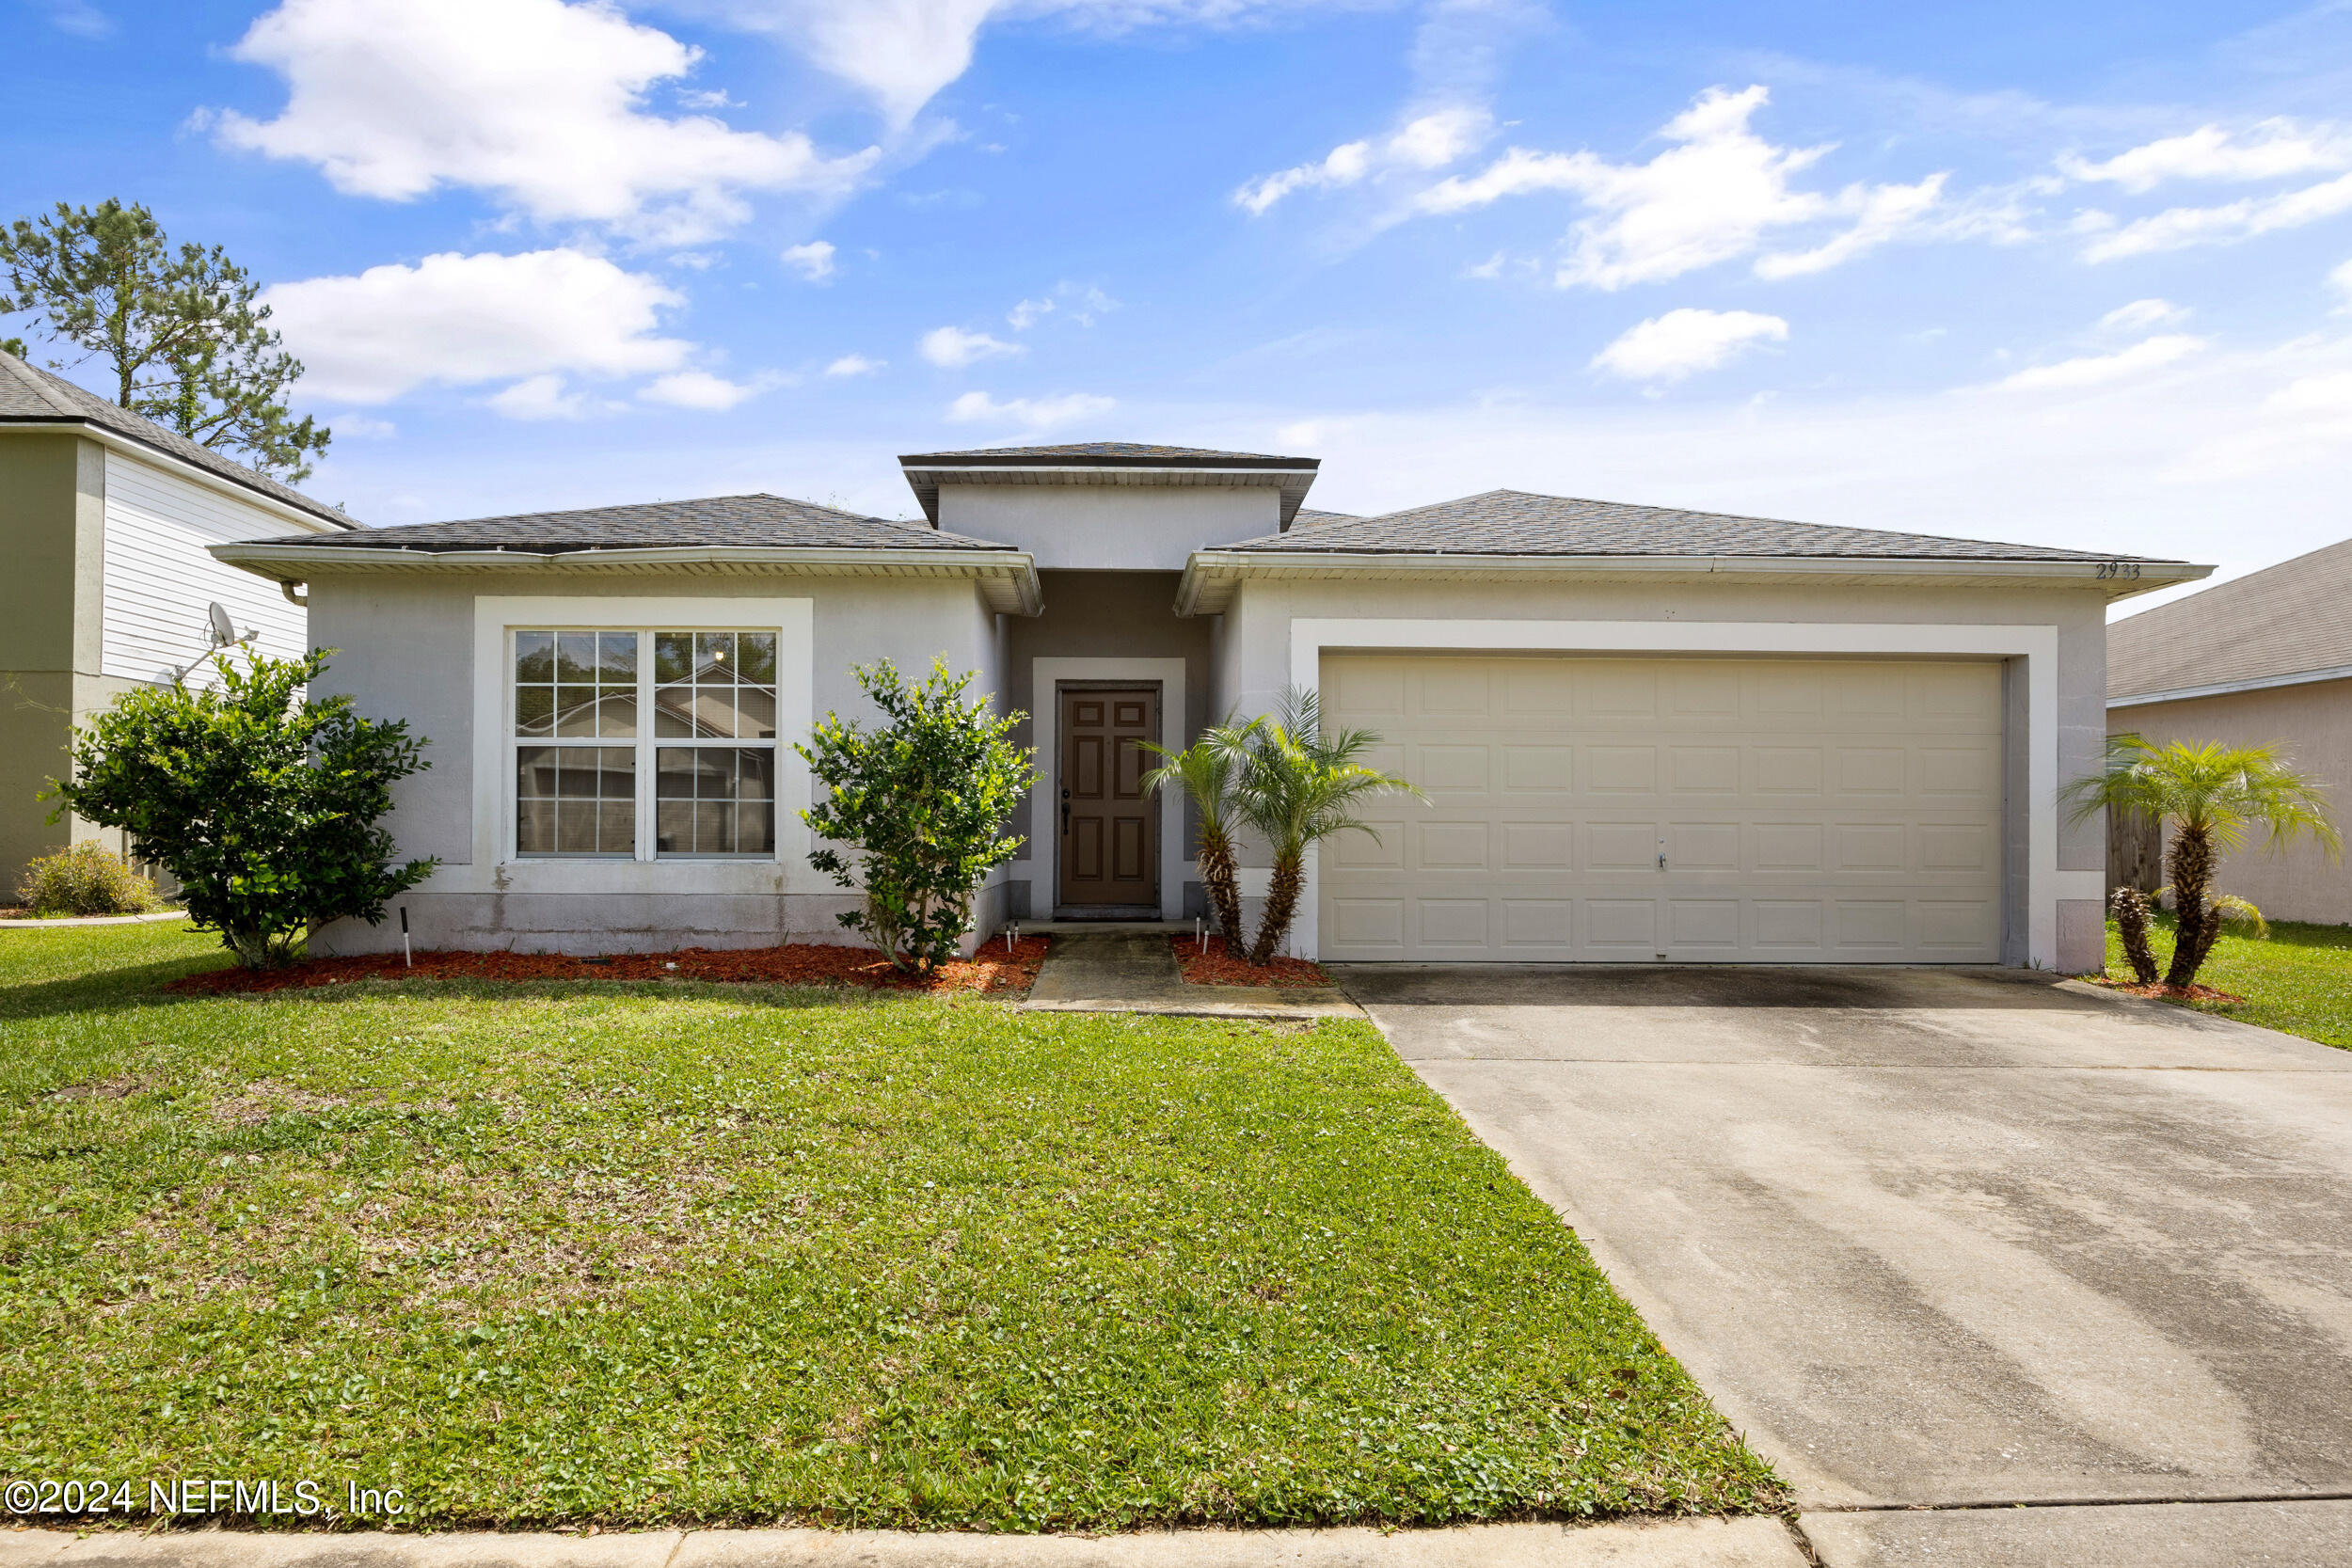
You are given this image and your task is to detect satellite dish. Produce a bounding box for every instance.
[207,602,237,648]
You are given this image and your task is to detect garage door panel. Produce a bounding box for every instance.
[1418,821,1490,869]
[1415,744,1489,794]
[1587,899,1659,953]
[1502,744,1574,792]
[1500,822,1573,869]
[1321,654,2004,963]
[1588,746,1659,793]
[1668,746,1741,794]
[1501,899,1573,951]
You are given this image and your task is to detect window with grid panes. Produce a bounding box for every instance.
[653,630,778,857]
[514,630,637,856]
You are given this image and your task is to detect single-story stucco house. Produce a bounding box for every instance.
[2107,537,2352,926]
[210,443,2207,971]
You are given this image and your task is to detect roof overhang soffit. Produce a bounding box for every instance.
[900,464,1319,527]
[208,543,1045,617]
[1171,551,2215,615]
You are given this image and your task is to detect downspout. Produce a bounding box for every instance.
[280,580,309,607]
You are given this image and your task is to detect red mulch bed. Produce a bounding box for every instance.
[164,937,1053,997]
[1170,934,1331,988]
[2090,976,2245,1005]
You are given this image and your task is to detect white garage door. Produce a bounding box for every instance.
[1319,654,2007,963]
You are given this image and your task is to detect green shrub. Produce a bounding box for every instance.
[14,842,165,917]
[798,658,1032,973]
[46,646,437,968]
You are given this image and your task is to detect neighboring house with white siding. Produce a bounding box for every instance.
[0,353,357,895]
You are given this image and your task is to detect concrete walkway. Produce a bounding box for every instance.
[1024,930,1360,1022]
[1340,962,2352,1566]
[0,1518,1804,1566]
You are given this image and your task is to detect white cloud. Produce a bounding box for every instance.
[2083,173,2352,261]
[1007,281,1117,329]
[947,389,1115,429]
[1591,309,1789,382]
[920,325,1023,368]
[703,1,1330,127]
[489,373,602,420]
[2060,119,2352,193]
[639,370,778,409]
[1752,175,1947,279]
[1995,334,2206,391]
[261,248,691,404]
[781,241,836,280]
[2100,298,2188,331]
[1236,107,1493,214]
[212,0,878,245]
[2334,259,2352,306]
[1415,86,1951,290]
[1209,331,2352,603]
[824,353,882,376]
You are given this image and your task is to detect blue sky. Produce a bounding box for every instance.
[10,0,2352,609]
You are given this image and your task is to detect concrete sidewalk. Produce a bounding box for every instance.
[0,1518,1804,1567]
[1022,931,1359,1022]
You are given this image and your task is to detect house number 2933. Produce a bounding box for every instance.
[2094,561,2142,579]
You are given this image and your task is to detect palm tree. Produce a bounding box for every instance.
[1139,716,1261,947]
[2063,736,2338,989]
[1232,688,1423,965]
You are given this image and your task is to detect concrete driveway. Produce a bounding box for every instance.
[1339,964,2352,1566]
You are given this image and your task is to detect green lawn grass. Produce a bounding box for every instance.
[2104,912,2352,1051]
[0,921,1778,1531]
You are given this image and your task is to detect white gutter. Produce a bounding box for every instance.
[2108,662,2352,710]
[1174,549,2212,614]
[209,540,1045,615]
[3,420,355,533]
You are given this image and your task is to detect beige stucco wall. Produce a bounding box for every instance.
[299,569,1008,955]
[1211,573,2114,971]
[2108,678,2352,927]
[940,484,1280,570]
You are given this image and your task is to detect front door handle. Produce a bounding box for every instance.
[1061,787,1071,835]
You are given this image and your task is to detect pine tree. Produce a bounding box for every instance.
[0,199,329,482]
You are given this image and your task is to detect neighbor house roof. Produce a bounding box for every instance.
[1177,488,2208,614]
[211,494,1043,616]
[898,441,1321,526]
[2109,537,2352,707]
[0,352,357,530]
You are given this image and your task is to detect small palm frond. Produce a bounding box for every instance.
[2208,893,2270,940]
[1138,715,1262,837]
[2064,733,2340,859]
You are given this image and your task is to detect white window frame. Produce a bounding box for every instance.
[471,596,814,882]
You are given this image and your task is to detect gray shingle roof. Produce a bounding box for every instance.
[259,494,1014,553]
[898,442,1313,469]
[0,352,356,529]
[1219,488,2173,562]
[1289,508,1360,529]
[2109,538,2352,702]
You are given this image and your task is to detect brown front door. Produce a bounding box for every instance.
[1059,687,1158,909]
